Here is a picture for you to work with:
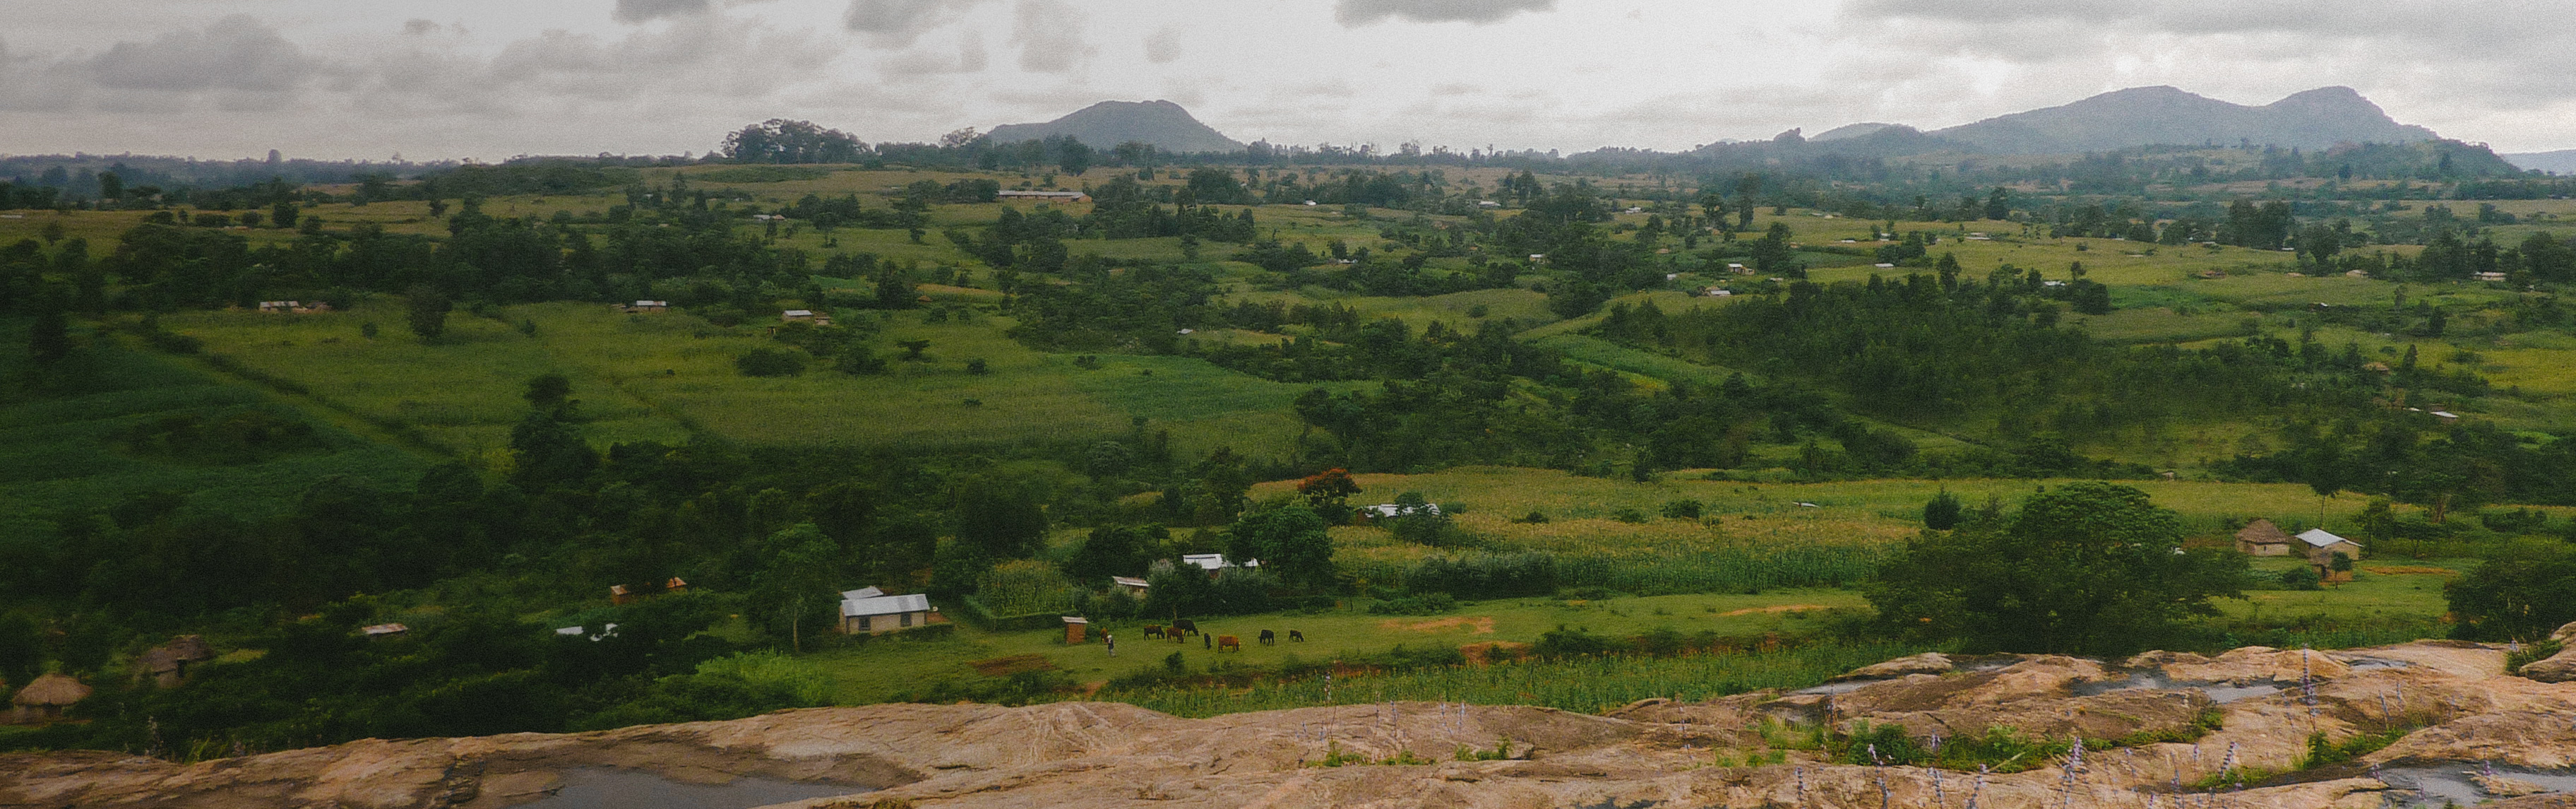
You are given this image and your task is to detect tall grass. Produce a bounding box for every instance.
[1558,545,1892,596]
[974,559,1083,616]
[1097,642,1925,718]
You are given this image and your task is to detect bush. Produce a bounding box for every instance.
[1532,625,1614,657]
[2278,566,2322,591]
[1367,593,1457,615]
[1611,508,1648,524]
[1660,499,1703,519]
[737,347,804,377]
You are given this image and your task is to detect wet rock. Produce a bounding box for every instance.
[7,642,2575,809]
[1830,652,1954,681]
[2522,647,2576,683]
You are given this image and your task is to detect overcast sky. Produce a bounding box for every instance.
[5,0,2573,162]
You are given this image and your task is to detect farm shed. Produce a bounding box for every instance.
[9,673,90,724]
[2234,519,2295,557]
[840,592,934,635]
[1110,576,1150,596]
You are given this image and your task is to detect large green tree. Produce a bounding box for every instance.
[1226,505,1333,590]
[2446,538,2576,642]
[1865,482,2246,654]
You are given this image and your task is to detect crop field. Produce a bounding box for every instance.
[154,299,1371,460]
[0,326,429,532]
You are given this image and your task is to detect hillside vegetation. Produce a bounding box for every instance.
[4,133,2575,758]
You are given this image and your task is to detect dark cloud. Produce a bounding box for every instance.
[402,19,439,36]
[87,15,313,93]
[1334,0,1554,26]
[614,0,710,24]
[1011,0,1091,73]
[882,30,987,76]
[1143,27,1180,64]
[845,0,982,46]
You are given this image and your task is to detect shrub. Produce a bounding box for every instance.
[1407,552,1558,599]
[737,347,804,377]
[1532,625,1614,657]
[2278,566,2322,591]
[1611,508,1647,524]
[1367,593,1458,615]
[1660,499,1703,519]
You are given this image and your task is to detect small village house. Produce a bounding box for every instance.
[136,635,217,688]
[2296,528,2363,580]
[840,591,934,635]
[1180,553,1258,577]
[9,673,90,724]
[1110,576,1150,596]
[360,623,409,638]
[2234,519,2295,557]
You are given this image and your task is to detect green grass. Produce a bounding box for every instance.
[1105,640,1926,718]
[808,588,1871,704]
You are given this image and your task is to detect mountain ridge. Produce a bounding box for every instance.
[1912,85,2438,155]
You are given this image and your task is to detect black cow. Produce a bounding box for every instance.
[1289,630,1305,642]
[1170,618,1200,637]
[1143,625,1165,639]
[1257,630,1277,645]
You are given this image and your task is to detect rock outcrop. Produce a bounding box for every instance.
[6,640,2573,809]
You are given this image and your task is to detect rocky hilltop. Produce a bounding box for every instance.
[984,100,1246,154]
[7,638,2575,809]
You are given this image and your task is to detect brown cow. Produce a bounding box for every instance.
[1216,635,1241,652]
[1143,625,1165,639]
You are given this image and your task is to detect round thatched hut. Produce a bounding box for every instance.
[10,673,91,724]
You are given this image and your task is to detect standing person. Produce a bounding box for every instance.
[1105,633,1116,657]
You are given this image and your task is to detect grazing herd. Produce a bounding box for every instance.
[1131,621,1304,651]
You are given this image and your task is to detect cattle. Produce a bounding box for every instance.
[1202,633,1212,649]
[1257,630,1277,645]
[1289,630,1305,642]
[1217,635,1242,652]
[1143,625,1164,639]
[1170,619,1200,637]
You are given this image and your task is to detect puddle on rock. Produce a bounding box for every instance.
[1789,680,1878,696]
[2375,765,2576,807]
[2068,673,2282,703]
[517,767,866,809]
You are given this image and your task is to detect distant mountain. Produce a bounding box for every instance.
[1810,122,1905,142]
[984,100,1245,154]
[2503,149,2576,175]
[1922,86,2437,155]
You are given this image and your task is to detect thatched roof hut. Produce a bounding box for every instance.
[11,673,91,722]
[164,635,215,662]
[2235,519,2295,556]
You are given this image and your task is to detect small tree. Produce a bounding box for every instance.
[2447,539,2576,641]
[1296,468,1361,524]
[737,348,804,377]
[404,285,451,341]
[1923,489,1963,530]
[896,339,931,360]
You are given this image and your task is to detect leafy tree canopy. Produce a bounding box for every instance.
[1865,481,2247,654]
